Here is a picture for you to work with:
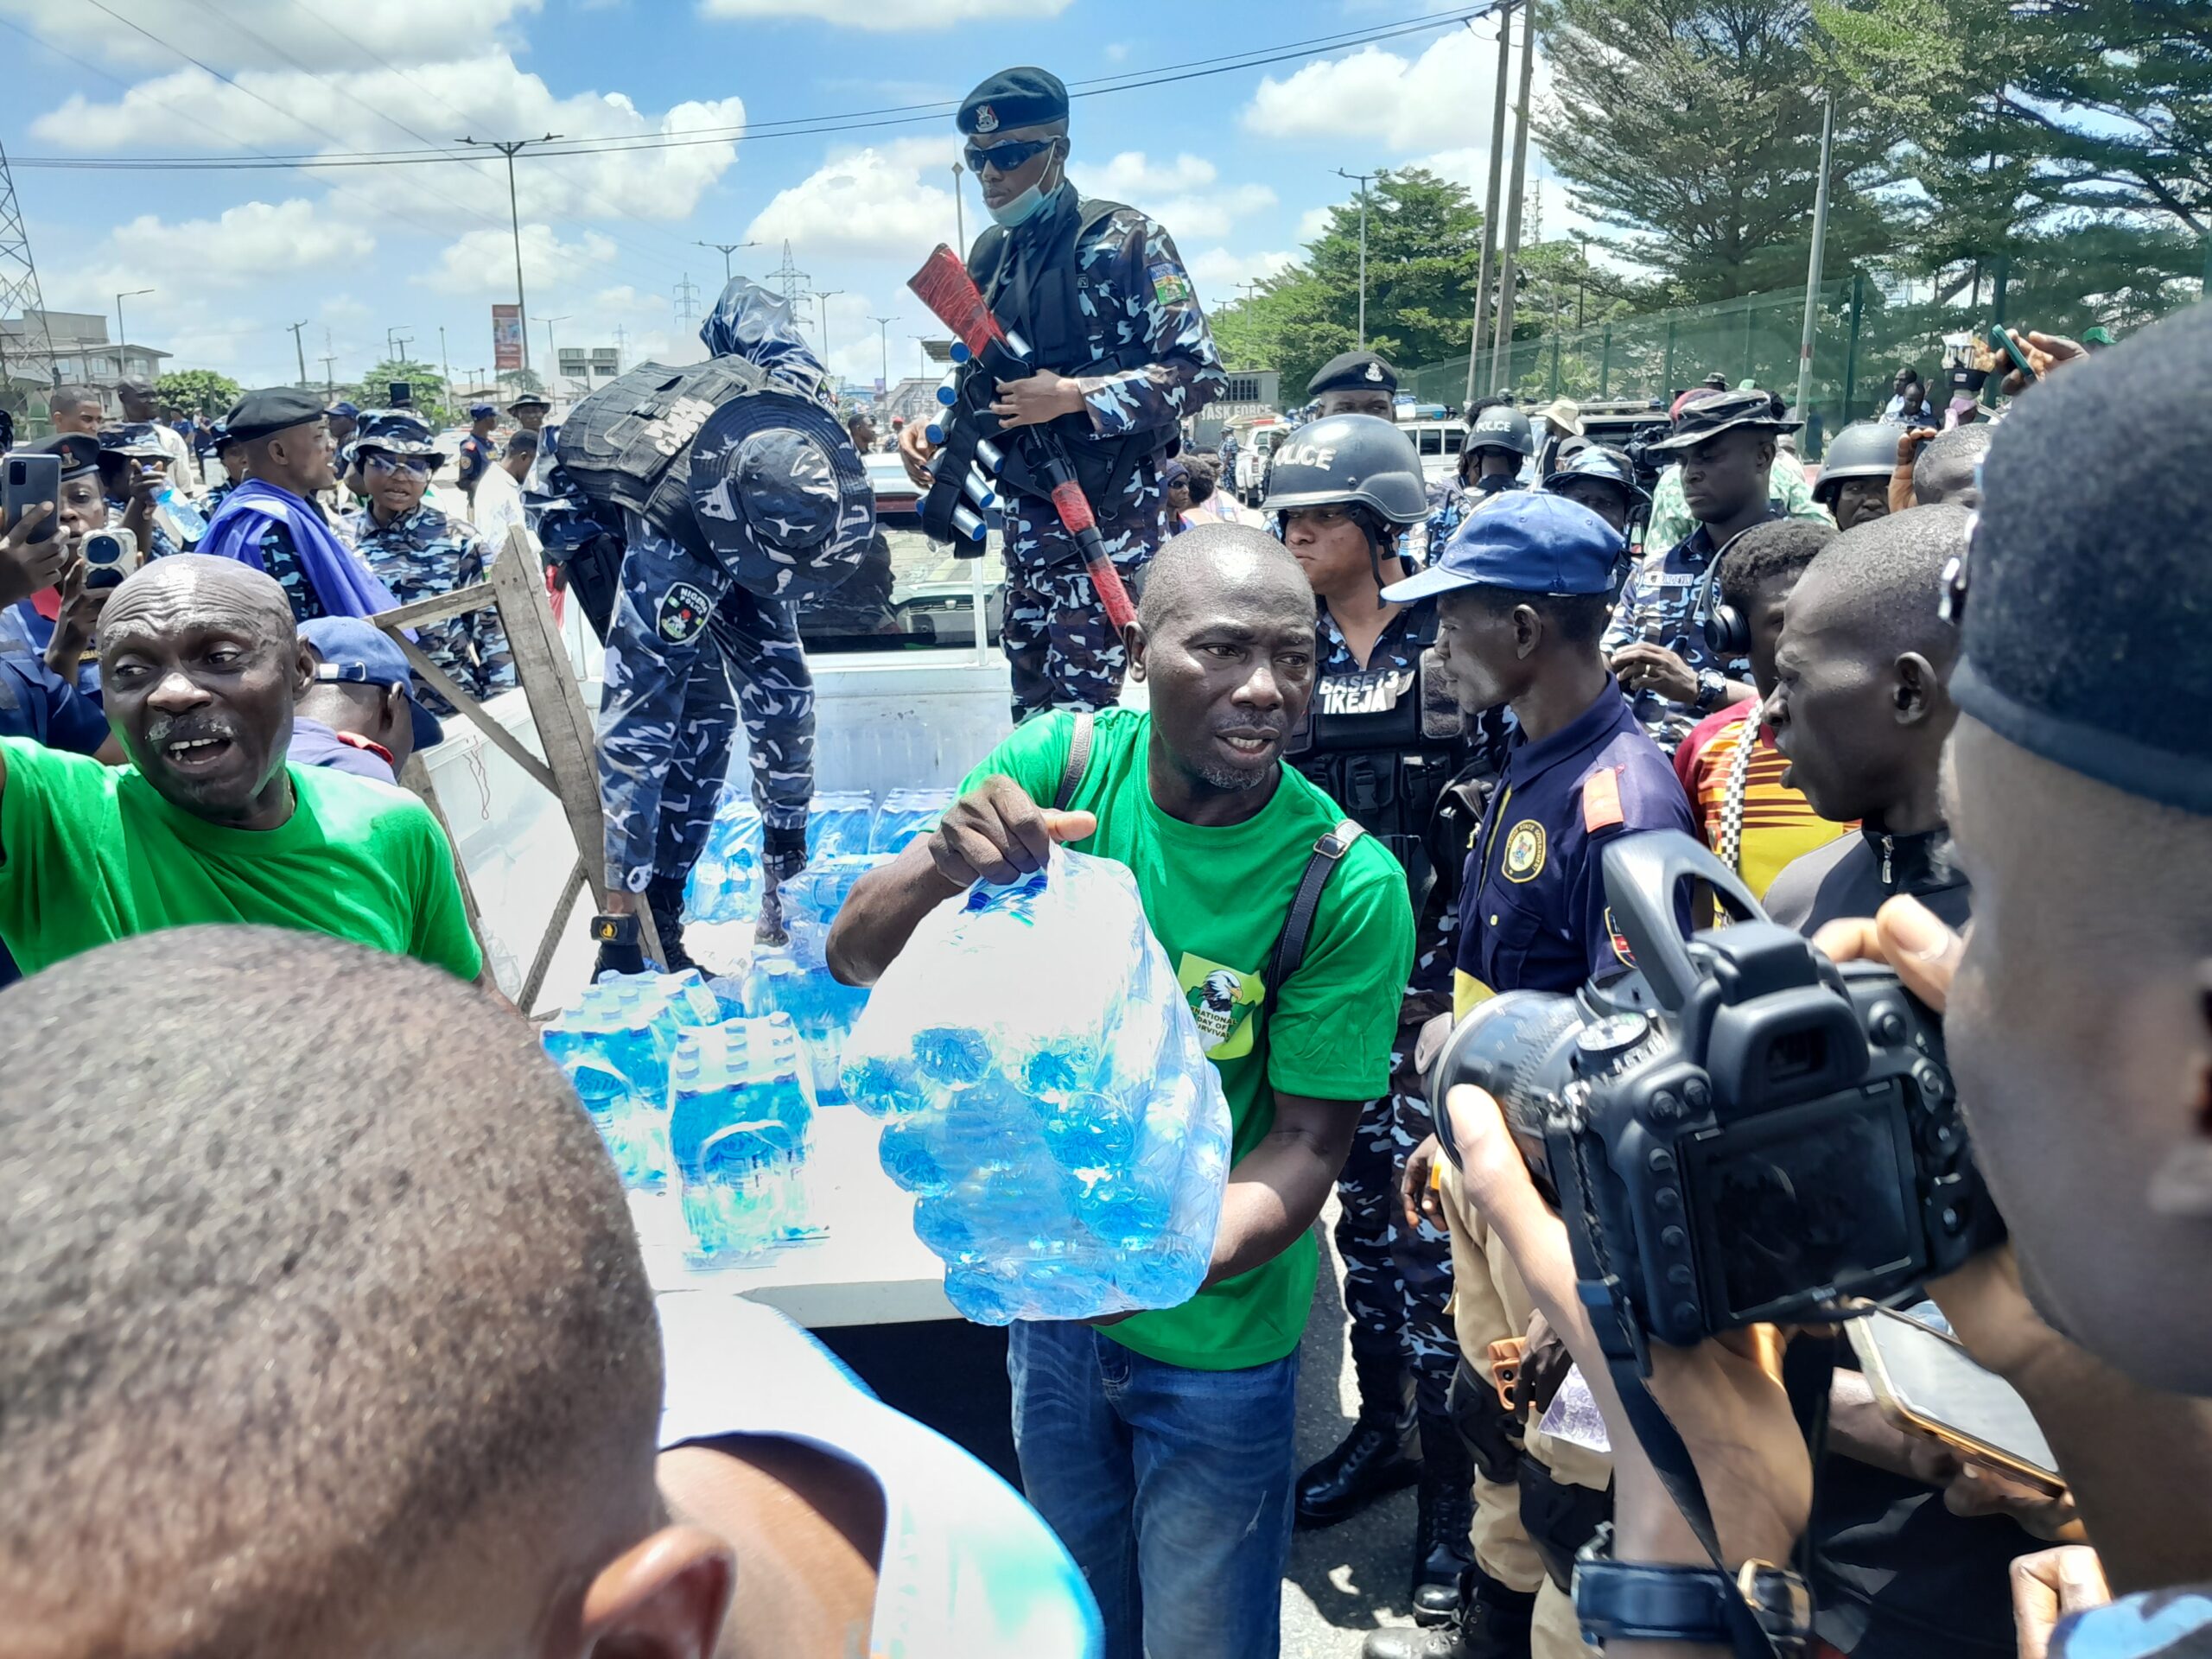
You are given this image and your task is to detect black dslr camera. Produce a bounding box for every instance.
[1432,833,2001,1347]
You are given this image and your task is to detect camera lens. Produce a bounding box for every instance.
[1429,991,1586,1197]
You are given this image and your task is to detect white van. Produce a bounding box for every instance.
[1398,417,1469,487]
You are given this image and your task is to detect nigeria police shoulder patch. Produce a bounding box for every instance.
[1503,818,1547,883]
[656,581,714,644]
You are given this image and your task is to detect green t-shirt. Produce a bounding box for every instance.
[0,736,483,982]
[961,709,1414,1370]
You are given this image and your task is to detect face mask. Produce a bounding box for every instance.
[987,149,1064,228]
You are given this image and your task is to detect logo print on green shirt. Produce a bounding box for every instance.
[1176,952,1266,1058]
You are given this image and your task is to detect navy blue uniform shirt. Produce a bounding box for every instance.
[1454,676,1697,1012]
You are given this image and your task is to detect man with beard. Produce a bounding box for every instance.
[830,523,1413,1659]
[0,555,480,983]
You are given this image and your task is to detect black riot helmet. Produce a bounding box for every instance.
[1262,413,1430,524]
[1809,419,1902,504]
[1465,402,1536,461]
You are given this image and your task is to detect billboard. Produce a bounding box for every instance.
[492,304,524,372]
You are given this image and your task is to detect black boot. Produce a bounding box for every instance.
[1361,1567,1535,1659]
[1294,1351,1421,1529]
[1410,1408,1477,1625]
[644,878,698,975]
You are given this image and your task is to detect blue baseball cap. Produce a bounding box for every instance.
[298,616,443,755]
[326,400,360,420]
[1380,490,1624,603]
[469,403,498,420]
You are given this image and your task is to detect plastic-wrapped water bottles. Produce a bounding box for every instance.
[841,849,1233,1325]
[807,791,877,860]
[749,948,872,1103]
[667,1019,820,1265]
[543,990,672,1190]
[870,787,955,854]
[683,792,763,924]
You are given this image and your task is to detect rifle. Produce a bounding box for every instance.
[906,245,1138,632]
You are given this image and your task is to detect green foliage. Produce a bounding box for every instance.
[154,369,241,418]
[497,365,546,398]
[360,358,452,426]
[1538,0,1903,304]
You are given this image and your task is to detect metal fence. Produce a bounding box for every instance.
[1403,262,2203,457]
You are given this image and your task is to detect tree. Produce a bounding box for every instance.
[359,358,452,426]
[156,369,241,417]
[1537,0,1903,303]
[497,365,545,398]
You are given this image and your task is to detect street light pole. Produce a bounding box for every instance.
[459,132,563,372]
[868,315,896,390]
[115,289,152,386]
[542,315,571,397]
[696,239,757,283]
[1489,0,1537,393]
[288,320,309,385]
[1465,3,1514,410]
[1794,90,1838,439]
[951,162,966,251]
[1334,168,1376,349]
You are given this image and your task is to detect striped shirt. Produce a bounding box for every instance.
[1672,702,1852,900]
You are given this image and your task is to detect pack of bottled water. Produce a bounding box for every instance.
[683,788,764,925]
[869,787,954,854]
[543,969,823,1264]
[667,1018,822,1265]
[841,849,1233,1325]
[807,791,877,860]
[749,945,872,1103]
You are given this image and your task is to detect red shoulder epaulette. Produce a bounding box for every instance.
[1583,766,1624,834]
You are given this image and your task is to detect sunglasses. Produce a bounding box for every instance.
[364,452,433,476]
[963,137,1057,174]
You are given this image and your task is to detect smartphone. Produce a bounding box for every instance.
[81,526,142,590]
[1987,325,2036,385]
[1848,1306,2065,1494]
[388,380,414,410]
[4,452,61,543]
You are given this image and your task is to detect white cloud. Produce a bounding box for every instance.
[42,199,373,304]
[1409,147,1492,194]
[746,146,959,258]
[1298,205,1337,241]
[1185,248,1299,304]
[699,0,1069,28]
[1069,152,1276,240]
[418,225,618,295]
[1104,42,1129,63]
[0,0,543,74]
[28,54,746,231]
[1242,29,1499,150]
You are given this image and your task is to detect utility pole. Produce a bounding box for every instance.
[695,239,756,283]
[613,323,627,370]
[951,162,966,251]
[287,320,309,385]
[1236,279,1264,308]
[673,273,702,327]
[1794,90,1838,436]
[911,334,931,376]
[772,242,810,314]
[0,141,59,415]
[319,353,337,392]
[116,289,153,373]
[1578,237,1590,331]
[458,132,563,371]
[437,324,453,391]
[814,289,843,385]
[868,315,895,389]
[1334,168,1376,349]
[542,315,570,397]
[1465,2,1514,410]
[1489,0,1537,394]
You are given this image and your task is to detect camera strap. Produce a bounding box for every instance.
[1560,1137,1833,1658]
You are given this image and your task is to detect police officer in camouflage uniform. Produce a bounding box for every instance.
[345,412,517,710]
[588,279,874,977]
[1266,414,1478,1624]
[897,66,1227,722]
[1426,401,1535,556]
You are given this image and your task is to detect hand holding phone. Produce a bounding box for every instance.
[2,454,68,607]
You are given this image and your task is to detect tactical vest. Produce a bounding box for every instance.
[1284,607,1468,913]
[555,357,771,563]
[964,194,1166,516]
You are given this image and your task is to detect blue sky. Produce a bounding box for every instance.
[0,0,1560,394]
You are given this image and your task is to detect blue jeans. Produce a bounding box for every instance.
[1007,1320,1300,1659]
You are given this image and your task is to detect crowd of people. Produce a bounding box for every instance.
[1,45,2204,1659]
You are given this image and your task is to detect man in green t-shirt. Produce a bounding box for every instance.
[0,556,482,983]
[830,524,1414,1659]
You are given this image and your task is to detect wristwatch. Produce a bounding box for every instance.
[1693,665,1731,714]
[1572,1523,1812,1654]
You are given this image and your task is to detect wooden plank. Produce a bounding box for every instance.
[390,633,560,797]
[398,749,495,972]
[521,858,588,1014]
[378,582,494,632]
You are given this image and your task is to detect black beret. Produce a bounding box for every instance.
[958,67,1067,137]
[1954,302,2212,814]
[224,386,327,445]
[24,433,99,479]
[1307,350,1397,397]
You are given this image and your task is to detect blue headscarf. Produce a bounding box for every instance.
[196,479,400,618]
[699,277,836,409]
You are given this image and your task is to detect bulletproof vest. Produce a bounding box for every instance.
[556,358,771,563]
[964,194,1164,516]
[1284,607,1466,912]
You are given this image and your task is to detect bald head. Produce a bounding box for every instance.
[1789,504,1967,672]
[0,928,664,1657]
[101,554,296,654]
[1136,520,1313,633]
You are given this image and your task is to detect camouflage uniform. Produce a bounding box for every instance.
[1600,511,1776,753]
[594,510,814,895]
[253,522,329,625]
[1314,601,1459,1427]
[992,203,1227,721]
[346,502,518,710]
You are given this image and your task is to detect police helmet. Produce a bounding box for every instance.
[1809,420,1901,504]
[1465,403,1536,460]
[1261,413,1429,524]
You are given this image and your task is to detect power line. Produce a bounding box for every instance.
[6,10,1491,173]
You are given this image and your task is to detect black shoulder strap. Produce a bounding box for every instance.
[1053,710,1096,812]
[1269,820,1365,991]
